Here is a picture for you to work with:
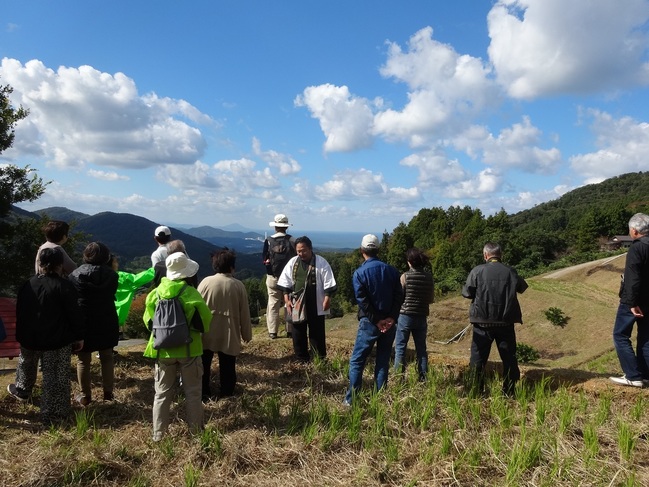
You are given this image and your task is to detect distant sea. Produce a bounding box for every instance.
[294,231,379,250]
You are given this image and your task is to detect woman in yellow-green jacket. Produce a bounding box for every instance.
[143,252,212,442]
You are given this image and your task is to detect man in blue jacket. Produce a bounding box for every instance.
[344,234,403,405]
[611,213,649,388]
[462,241,527,396]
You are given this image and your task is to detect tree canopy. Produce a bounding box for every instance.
[0,81,28,154]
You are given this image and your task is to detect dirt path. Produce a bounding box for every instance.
[542,254,625,279]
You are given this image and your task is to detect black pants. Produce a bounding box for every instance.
[469,324,520,394]
[202,350,238,398]
[292,308,326,362]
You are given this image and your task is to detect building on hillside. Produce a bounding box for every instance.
[604,235,633,251]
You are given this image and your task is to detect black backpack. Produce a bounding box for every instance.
[267,235,296,278]
[152,284,191,350]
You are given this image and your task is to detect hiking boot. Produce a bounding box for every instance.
[609,375,644,388]
[7,383,29,402]
[269,333,277,339]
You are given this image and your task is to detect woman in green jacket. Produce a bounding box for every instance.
[143,252,212,442]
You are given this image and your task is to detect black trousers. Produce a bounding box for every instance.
[469,324,520,394]
[202,350,238,398]
[291,307,326,362]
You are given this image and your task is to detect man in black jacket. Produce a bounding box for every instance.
[462,242,528,395]
[611,213,649,388]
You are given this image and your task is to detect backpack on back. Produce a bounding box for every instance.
[152,283,191,350]
[267,235,296,277]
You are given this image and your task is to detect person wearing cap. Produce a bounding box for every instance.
[152,239,197,288]
[151,225,172,267]
[277,236,337,362]
[143,252,212,442]
[344,234,403,405]
[262,214,297,339]
[68,242,120,406]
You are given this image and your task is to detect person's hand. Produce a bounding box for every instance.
[631,306,644,318]
[377,318,395,333]
[323,295,331,311]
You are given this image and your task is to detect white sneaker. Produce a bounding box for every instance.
[609,375,644,388]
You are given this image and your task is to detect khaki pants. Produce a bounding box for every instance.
[266,275,290,335]
[152,356,204,438]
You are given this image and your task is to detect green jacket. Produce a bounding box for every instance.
[115,268,155,326]
[142,277,212,359]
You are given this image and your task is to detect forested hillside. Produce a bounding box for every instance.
[331,171,649,300]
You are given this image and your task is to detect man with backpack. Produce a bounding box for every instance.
[262,214,296,339]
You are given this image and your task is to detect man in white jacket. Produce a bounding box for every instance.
[278,236,337,362]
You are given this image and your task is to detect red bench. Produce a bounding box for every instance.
[0,298,20,359]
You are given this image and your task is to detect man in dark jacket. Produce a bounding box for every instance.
[611,213,649,388]
[462,241,528,395]
[344,234,403,405]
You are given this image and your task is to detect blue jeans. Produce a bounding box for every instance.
[613,303,649,381]
[394,314,428,379]
[345,317,396,403]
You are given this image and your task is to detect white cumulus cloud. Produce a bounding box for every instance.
[294,84,375,153]
[252,137,301,175]
[0,58,210,169]
[374,27,500,145]
[452,117,562,174]
[87,169,129,181]
[488,0,649,98]
[570,109,649,183]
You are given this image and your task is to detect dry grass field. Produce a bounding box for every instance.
[1,254,648,486]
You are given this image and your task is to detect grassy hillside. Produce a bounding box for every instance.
[1,255,647,486]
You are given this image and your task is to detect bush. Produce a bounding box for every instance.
[544,307,569,328]
[123,293,150,339]
[516,342,540,363]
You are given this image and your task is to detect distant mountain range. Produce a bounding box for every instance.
[10,206,266,280]
[10,206,361,280]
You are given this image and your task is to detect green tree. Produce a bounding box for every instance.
[0,165,47,217]
[386,222,413,272]
[0,81,29,153]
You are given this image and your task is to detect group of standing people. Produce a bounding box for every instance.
[16,210,646,438]
[261,214,529,404]
[8,222,253,442]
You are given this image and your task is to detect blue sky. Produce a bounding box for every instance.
[2,0,649,233]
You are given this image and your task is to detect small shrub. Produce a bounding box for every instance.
[516,343,540,364]
[544,307,569,328]
[123,293,150,339]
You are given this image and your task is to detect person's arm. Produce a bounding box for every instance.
[353,271,379,324]
[320,257,337,310]
[277,257,296,309]
[62,281,84,350]
[462,269,477,299]
[239,282,253,342]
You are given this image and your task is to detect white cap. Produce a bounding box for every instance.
[154,225,171,237]
[361,234,379,250]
